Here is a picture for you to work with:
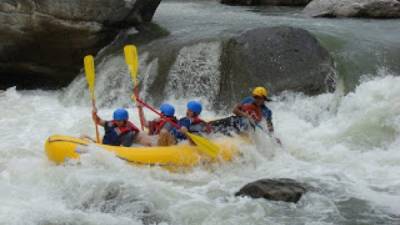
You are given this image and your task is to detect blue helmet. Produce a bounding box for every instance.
[160,103,175,117]
[113,108,129,121]
[187,101,202,115]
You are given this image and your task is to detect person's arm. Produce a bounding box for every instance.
[233,103,258,127]
[262,106,274,133]
[137,102,150,127]
[92,107,106,127]
[233,104,252,119]
[175,118,190,140]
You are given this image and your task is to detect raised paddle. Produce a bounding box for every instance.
[135,98,220,159]
[124,45,145,131]
[83,55,100,143]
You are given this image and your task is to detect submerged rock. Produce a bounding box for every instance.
[220,0,312,6]
[304,0,400,18]
[235,178,307,203]
[0,0,161,89]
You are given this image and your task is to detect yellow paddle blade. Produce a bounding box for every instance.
[83,55,95,99]
[124,45,139,80]
[186,133,219,159]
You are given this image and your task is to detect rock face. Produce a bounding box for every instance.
[235,178,307,203]
[0,0,161,89]
[220,0,312,6]
[217,26,335,109]
[304,0,400,18]
[64,26,335,109]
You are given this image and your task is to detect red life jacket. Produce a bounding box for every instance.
[148,116,178,135]
[111,120,140,135]
[239,103,262,122]
[191,116,212,134]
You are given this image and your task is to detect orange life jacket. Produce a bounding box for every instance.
[148,116,178,135]
[239,103,262,122]
[111,121,140,135]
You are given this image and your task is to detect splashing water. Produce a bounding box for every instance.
[1,73,399,224]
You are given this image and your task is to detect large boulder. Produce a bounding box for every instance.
[217,26,335,110]
[221,0,312,6]
[0,0,161,89]
[304,0,400,18]
[65,26,335,110]
[235,178,307,203]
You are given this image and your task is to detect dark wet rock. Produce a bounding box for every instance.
[0,0,161,89]
[217,26,335,110]
[304,0,400,18]
[65,25,335,110]
[220,0,312,6]
[235,178,307,203]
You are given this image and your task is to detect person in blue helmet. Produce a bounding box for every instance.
[142,103,179,146]
[92,107,151,147]
[177,101,212,140]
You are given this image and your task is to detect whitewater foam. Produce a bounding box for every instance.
[1,75,400,224]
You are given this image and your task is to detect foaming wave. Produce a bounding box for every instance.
[1,73,400,224]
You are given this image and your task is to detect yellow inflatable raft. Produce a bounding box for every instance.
[45,135,238,168]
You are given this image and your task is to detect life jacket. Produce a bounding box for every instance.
[190,116,212,134]
[239,103,262,122]
[102,121,140,146]
[148,116,178,135]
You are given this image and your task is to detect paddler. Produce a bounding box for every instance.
[210,87,280,142]
[232,87,275,132]
[92,107,152,146]
[140,103,179,146]
[177,101,212,139]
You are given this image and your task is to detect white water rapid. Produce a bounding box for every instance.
[1,0,400,224]
[1,73,399,225]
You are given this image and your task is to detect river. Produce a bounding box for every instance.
[0,1,399,224]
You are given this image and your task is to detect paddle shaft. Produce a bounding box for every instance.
[133,86,145,131]
[91,99,100,143]
[250,120,282,146]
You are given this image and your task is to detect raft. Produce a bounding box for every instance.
[45,135,239,168]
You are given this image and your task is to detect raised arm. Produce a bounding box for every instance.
[92,107,106,127]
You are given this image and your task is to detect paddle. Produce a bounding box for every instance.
[251,120,282,146]
[83,55,100,143]
[123,45,145,131]
[135,98,219,159]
